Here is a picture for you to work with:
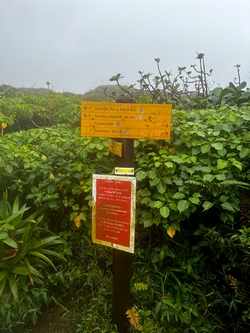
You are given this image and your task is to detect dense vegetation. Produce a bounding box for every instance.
[1,55,250,332]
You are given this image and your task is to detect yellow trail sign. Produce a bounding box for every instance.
[81,102,172,140]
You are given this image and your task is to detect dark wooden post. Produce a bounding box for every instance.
[112,97,136,333]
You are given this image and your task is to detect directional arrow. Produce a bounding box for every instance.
[84,105,91,111]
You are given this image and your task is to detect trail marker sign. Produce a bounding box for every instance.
[81,102,172,140]
[92,174,136,254]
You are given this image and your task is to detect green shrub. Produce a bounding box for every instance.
[0,193,64,331]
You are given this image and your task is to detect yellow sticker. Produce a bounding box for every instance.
[115,167,134,175]
[108,140,123,157]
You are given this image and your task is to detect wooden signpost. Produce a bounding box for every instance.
[81,99,172,333]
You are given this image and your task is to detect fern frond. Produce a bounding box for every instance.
[134,282,148,291]
[185,180,206,187]
[126,306,140,329]
[185,179,250,189]
[218,180,250,188]
[227,274,241,292]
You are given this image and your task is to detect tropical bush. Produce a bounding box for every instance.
[0,193,63,331]
[0,93,80,133]
[107,55,250,110]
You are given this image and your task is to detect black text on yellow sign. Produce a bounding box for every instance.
[81,102,172,140]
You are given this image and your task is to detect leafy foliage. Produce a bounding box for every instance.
[0,93,81,133]
[0,193,64,331]
[1,81,250,331]
[108,54,250,110]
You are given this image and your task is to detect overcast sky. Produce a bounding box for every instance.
[0,0,249,94]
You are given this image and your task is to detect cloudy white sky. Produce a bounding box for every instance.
[0,0,249,94]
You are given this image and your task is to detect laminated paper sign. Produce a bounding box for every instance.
[92,174,136,253]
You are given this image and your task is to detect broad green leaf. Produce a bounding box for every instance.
[138,188,151,197]
[171,221,180,231]
[215,173,226,181]
[201,144,210,154]
[203,174,215,182]
[156,181,166,194]
[164,162,174,168]
[219,195,229,203]
[2,237,18,249]
[212,87,222,98]
[47,184,55,194]
[2,223,15,231]
[232,160,242,170]
[217,160,228,169]
[221,202,236,212]
[172,192,185,199]
[149,178,160,186]
[202,201,214,211]
[154,201,163,209]
[229,113,237,122]
[70,212,78,221]
[79,212,87,221]
[211,142,223,151]
[239,148,250,159]
[173,177,183,186]
[5,164,13,174]
[192,140,203,146]
[218,148,227,157]
[143,218,153,228]
[189,196,200,205]
[197,131,205,138]
[0,232,7,241]
[190,156,197,163]
[136,170,147,181]
[169,202,177,211]
[169,155,183,164]
[147,170,156,179]
[160,206,170,218]
[40,133,48,140]
[177,200,190,213]
[222,124,233,133]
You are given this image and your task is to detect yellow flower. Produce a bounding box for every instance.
[168,147,176,154]
[1,123,7,129]
[49,173,55,181]
[41,155,47,161]
[74,216,81,228]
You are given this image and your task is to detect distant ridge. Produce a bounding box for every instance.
[0,84,129,102]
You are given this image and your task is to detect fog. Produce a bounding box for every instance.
[1,0,249,93]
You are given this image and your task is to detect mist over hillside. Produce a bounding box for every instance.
[0,83,129,102]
